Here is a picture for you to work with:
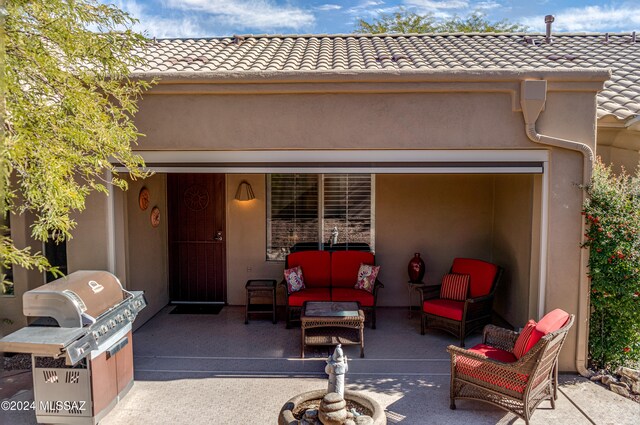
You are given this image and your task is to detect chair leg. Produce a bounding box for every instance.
[420,314,425,335]
[450,399,456,410]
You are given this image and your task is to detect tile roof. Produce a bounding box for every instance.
[132,33,640,121]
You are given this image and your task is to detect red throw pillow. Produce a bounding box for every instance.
[513,320,543,359]
[355,264,380,293]
[439,273,470,301]
[284,266,305,293]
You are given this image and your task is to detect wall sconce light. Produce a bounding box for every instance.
[235,180,255,201]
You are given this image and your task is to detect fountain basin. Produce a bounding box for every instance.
[279,389,387,425]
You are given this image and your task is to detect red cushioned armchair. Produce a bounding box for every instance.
[447,310,574,425]
[281,250,384,329]
[420,258,503,346]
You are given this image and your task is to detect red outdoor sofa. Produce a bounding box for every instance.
[281,250,384,328]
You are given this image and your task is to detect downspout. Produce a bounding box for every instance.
[520,80,593,376]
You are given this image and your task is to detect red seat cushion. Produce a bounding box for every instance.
[288,288,331,307]
[287,251,331,288]
[451,258,498,298]
[469,343,517,363]
[537,309,570,334]
[456,348,528,393]
[331,288,375,307]
[331,251,375,288]
[423,299,464,321]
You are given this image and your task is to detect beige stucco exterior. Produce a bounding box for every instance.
[1,69,609,372]
[597,123,640,174]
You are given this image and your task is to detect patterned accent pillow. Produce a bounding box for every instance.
[440,273,470,301]
[355,264,380,293]
[284,266,305,293]
[513,320,538,359]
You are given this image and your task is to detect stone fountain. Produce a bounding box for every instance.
[279,345,386,425]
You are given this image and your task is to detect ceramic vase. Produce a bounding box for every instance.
[408,253,425,282]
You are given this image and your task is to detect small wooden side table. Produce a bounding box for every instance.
[245,279,277,324]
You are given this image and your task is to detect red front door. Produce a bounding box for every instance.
[168,174,226,303]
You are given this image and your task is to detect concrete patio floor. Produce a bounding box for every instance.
[2,306,639,424]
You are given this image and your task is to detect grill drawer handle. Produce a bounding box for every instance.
[106,336,129,359]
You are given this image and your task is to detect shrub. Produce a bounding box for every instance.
[582,160,640,370]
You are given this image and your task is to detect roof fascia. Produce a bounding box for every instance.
[133,68,611,86]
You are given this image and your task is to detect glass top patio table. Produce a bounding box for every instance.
[303,301,360,317]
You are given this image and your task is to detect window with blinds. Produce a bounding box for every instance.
[267,174,375,261]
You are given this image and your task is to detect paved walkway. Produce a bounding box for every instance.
[2,307,639,424]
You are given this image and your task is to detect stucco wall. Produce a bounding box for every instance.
[491,175,534,328]
[135,92,527,151]
[597,126,640,174]
[227,174,284,305]
[122,174,169,328]
[67,189,110,272]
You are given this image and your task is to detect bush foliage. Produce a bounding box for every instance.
[583,160,640,370]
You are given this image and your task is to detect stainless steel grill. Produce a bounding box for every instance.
[0,270,146,424]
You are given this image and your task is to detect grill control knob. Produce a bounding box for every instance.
[124,309,132,318]
[116,314,124,323]
[92,331,100,340]
[108,319,116,329]
[100,325,108,335]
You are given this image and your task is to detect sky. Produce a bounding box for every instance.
[110,0,640,38]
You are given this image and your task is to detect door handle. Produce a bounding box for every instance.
[214,231,223,241]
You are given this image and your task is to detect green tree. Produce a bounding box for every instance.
[355,9,526,34]
[1,0,151,291]
[355,8,438,34]
[582,160,640,370]
[438,12,527,33]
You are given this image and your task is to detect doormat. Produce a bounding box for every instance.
[170,304,223,315]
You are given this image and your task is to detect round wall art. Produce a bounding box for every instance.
[139,187,150,211]
[150,206,160,228]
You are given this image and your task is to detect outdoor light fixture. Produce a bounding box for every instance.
[235,180,255,201]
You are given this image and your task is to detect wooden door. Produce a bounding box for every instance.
[168,174,226,303]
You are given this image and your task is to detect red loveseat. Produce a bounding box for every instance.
[281,250,384,329]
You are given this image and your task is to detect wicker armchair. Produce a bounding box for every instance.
[420,258,503,347]
[447,314,575,425]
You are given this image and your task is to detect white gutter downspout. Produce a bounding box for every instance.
[520,80,593,376]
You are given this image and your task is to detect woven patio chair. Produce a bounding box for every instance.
[447,313,575,425]
[420,258,503,347]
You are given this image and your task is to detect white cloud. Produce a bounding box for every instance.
[166,0,315,31]
[521,4,640,32]
[116,0,205,38]
[346,0,394,18]
[316,4,342,11]
[474,1,501,10]
[403,0,469,10]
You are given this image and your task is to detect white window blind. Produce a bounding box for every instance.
[267,174,375,261]
[267,174,319,260]
[322,174,374,250]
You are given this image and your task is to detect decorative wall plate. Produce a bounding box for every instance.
[150,206,160,228]
[139,187,150,211]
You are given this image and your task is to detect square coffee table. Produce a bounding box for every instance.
[300,301,365,358]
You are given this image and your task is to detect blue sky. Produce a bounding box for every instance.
[111,0,640,38]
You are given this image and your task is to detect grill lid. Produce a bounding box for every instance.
[23,270,127,328]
